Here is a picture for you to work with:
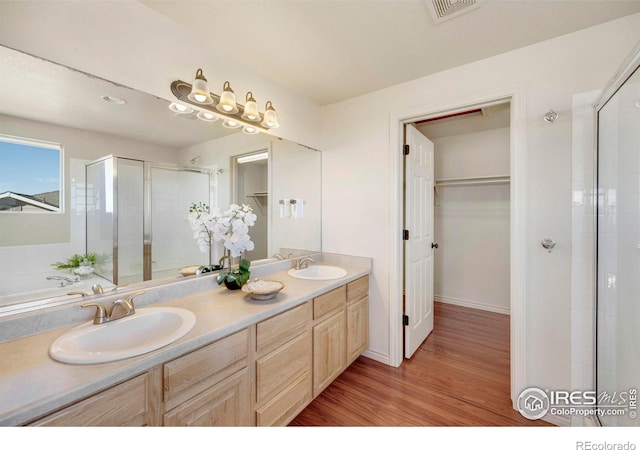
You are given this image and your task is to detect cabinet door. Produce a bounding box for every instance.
[163,368,250,426]
[313,310,346,397]
[347,295,369,365]
[29,370,162,426]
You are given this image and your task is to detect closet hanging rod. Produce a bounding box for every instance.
[435,175,510,187]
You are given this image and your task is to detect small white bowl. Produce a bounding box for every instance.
[242,280,284,300]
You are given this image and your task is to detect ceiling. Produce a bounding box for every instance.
[0,45,237,148]
[144,0,640,106]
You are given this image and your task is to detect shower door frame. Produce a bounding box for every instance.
[593,40,640,426]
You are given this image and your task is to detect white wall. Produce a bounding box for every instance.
[321,14,640,396]
[0,1,322,150]
[431,128,510,314]
[178,133,322,260]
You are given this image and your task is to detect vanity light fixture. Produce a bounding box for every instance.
[241,92,260,121]
[217,81,239,114]
[242,125,260,135]
[170,69,281,134]
[187,68,214,105]
[169,102,194,114]
[222,118,241,129]
[197,111,219,122]
[261,101,280,129]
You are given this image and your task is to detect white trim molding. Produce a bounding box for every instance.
[434,296,510,316]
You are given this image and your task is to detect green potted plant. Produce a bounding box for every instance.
[52,253,97,275]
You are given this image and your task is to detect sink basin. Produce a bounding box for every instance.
[288,265,347,281]
[49,307,196,365]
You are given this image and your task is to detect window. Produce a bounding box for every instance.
[0,134,63,213]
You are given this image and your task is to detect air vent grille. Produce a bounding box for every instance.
[427,0,480,23]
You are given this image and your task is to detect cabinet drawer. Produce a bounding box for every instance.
[256,302,311,356]
[163,368,250,426]
[347,275,369,302]
[313,285,346,320]
[163,328,249,409]
[256,330,311,405]
[29,372,159,426]
[256,371,311,426]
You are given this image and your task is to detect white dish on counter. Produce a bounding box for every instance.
[241,280,284,300]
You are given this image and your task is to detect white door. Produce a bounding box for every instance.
[404,124,435,359]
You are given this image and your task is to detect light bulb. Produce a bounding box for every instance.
[261,101,280,129]
[216,81,239,114]
[187,68,214,105]
[241,92,260,122]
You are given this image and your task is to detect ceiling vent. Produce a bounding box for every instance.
[426,0,480,24]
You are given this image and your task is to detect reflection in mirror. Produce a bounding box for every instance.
[0,134,62,213]
[0,45,321,316]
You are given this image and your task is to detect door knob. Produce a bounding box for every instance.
[431,243,438,249]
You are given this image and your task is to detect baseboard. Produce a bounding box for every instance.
[361,348,391,366]
[435,295,510,315]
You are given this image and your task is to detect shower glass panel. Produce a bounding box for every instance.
[86,156,144,285]
[86,157,115,283]
[86,156,212,285]
[149,165,211,279]
[596,64,640,426]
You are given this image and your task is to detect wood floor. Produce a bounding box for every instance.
[290,302,553,426]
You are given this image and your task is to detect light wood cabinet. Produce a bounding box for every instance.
[162,328,250,426]
[163,368,250,426]
[25,273,369,427]
[313,309,346,396]
[29,369,163,426]
[255,302,312,426]
[312,285,347,398]
[346,276,369,365]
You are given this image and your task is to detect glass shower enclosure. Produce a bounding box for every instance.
[595,42,640,426]
[86,155,212,285]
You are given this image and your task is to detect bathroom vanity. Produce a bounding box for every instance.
[0,255,370,426]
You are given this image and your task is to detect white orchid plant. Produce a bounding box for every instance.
[188,202,257,287]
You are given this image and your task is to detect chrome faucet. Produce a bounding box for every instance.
[273,253,284,260]
[293,257,314,270]
[81,290,145,324]
[47,275,79,287]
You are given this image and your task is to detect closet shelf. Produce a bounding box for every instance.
[435,175,510,187]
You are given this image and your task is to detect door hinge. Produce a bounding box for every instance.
[403,144,410,155]
[402,229,409,240]
[403,315,409,326]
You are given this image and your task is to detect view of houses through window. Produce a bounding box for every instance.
[0,134,62,213]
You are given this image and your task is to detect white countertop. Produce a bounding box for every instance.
[0,260,370,426]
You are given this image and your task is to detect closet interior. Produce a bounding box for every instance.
[416,101,511,315]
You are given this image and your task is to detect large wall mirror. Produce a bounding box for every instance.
[0,45,321,316]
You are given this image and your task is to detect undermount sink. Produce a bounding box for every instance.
[49,307,196,365]
[287,265,347,281]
